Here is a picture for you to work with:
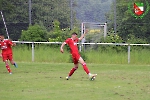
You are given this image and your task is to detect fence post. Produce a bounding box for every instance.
[104,22,107,38]
[32,42,34,62]
[128,44,130,64]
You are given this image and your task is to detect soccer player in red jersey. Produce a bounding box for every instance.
[0,34,18,74]
[60,29,97,80]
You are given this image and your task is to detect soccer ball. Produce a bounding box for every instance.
[90,76,95,81]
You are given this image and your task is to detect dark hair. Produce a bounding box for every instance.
[0,33,4,36]
[72,32,78,35]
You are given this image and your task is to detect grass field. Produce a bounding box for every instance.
[12,44,150,64]
[0,62,150,100]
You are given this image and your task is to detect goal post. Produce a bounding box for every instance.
[80,22,107,51]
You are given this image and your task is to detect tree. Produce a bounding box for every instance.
[0,0,72,40]
[107,0,150,43]
[31,0,71,30]
[0,0,14,11]
[48,20,80,42]
[0,0,15,39]
[75,0,112,22]
[20,24,48,42]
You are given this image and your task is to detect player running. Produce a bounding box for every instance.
[0,34,18,74]
[60,29,97,80]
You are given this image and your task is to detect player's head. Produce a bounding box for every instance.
[71,32,78,40]
[0,34,4,41]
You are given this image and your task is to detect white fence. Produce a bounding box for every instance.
[13,41,150,63]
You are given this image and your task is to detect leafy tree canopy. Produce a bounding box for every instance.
[20,24,48,42]
[107,0,150,43]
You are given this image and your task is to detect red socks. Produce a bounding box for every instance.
[82,63,90,74]
[69,67,78,76]
[68,63,90,77]
[6,65,11,73]
[68,67,78,76]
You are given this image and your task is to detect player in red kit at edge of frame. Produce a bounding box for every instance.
[60,29,97,80]
[0,34,18,74]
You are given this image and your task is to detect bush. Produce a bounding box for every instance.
[48,20,80,42]
[20,24,48,42]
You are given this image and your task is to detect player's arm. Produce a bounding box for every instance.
[8,39,16,46]
[11,42,16,46]
[60,42,66,53]
[78,29,88,41]
[12,42,16,46]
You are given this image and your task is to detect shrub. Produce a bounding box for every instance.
[20,24,48,42]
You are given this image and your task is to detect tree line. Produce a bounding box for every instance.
[0,0,73,41]
[0,0,150,44]
[106,0,150,43]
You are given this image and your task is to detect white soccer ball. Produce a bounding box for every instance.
[90,76,95,81]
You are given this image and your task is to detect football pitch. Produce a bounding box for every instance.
[0,62,150,100]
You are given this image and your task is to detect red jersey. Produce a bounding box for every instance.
[0,39,13,55]
[65,38,79,54]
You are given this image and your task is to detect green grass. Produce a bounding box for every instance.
[86,50,128,64]
[0,62,150,100]
[86,49,150,64]
[12,44,150,64]
[13,45,70,63]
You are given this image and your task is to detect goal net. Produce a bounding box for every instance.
[80,22,107,51]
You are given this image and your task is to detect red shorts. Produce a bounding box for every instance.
[2,54,13,61]
[71,52,80,64]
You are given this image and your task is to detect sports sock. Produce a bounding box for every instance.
[68,67,78,77]
[6,65,11,73]
[82,63,90,74]
[88,73,92,76]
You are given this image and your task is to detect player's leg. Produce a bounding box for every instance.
[0,53,2,58]
[66,54,79,80]
[10,60,18,68]
[73,53,91,75]
[9,54,18,68]
[78,57,97,79]
[2,55,12,74]
[4,60,12,74]
[78,57,90,74]
[66,63,78,80]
